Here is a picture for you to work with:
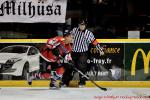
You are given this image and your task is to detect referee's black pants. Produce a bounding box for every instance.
[72,52,88,85]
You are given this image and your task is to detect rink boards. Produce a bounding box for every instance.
[0,39,150,87]
[0,81,150,87]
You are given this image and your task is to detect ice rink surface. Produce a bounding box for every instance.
[0,87,150,100]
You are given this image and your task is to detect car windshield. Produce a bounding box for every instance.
[0,46,28,53]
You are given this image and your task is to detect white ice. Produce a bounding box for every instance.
[0,87,150,100]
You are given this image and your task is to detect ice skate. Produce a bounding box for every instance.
[49,82,60,90]
[59,82,67,88]
[27,73,33,85]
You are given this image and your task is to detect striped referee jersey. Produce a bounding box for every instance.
[71,27,95,52]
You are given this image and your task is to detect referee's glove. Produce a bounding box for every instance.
[96,44,105,56]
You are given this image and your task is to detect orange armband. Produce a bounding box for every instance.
[92,39,99,46]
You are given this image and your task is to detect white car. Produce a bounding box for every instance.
[0,45,40,79]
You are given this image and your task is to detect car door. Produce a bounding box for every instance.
[27,47,40,72]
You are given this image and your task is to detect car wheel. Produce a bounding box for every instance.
[22,62,29,80]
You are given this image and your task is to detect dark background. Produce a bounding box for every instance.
[0,0,150,39]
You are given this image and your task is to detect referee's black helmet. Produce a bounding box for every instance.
[79,19,88,25]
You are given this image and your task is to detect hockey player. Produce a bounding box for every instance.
[27,30,73,89]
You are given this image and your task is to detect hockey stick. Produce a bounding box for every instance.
[67,61,107,91]
[40,53,107,91]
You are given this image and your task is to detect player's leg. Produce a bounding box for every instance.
[27,61,51,85]
[61,63,74,87]
[27,71,43,85]
[77,52,88,87]
[27,72,33,85]
[49,63,64,89]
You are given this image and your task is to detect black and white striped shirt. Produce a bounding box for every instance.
[71,27,95,52]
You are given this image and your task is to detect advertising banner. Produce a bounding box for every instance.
[0,43,45,80]
[0,0,67,23]
[125,43,150,81]
[0,40,150,82]
[88,43,124,81]
[0,42,124,81]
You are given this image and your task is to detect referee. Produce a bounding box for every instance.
[61,19,104,87]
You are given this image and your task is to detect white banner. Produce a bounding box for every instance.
[0,0,67,23]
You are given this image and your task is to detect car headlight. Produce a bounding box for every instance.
[6,58,22,64]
